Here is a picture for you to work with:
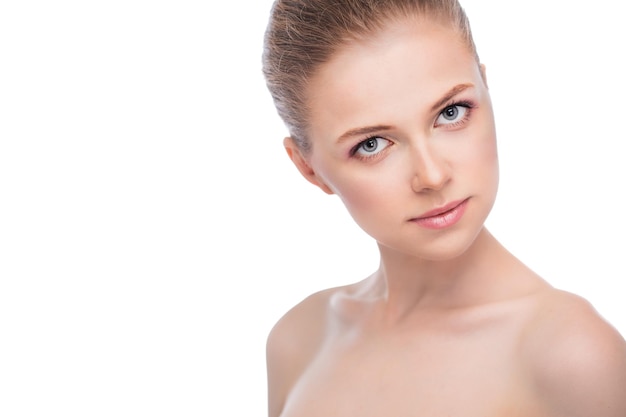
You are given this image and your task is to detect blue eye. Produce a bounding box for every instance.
[361,138,380,152]
[436,105,467,125]
[443,106,460,120]
[435,102,474,127]
[353,137,391,158]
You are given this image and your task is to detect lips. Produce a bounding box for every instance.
[411,198,469,229]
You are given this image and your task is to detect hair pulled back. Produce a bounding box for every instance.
[262,0,478,153]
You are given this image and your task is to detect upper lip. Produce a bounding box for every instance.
[413,198,468,220]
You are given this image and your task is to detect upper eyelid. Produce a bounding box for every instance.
[438,102,473,119]
[356,133,393,146]
[428,84,475,113]
[340,96,475,142]
[435,101,475,120]
[349,100,476,151]
[351,137,394,161]
[439,99,475,112]
[355,103,471,147]
[351,135,392,154]
[434,102,473,128]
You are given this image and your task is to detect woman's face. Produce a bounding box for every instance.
[287,17,499,261]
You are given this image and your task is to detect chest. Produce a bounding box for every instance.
[279,327,531,417]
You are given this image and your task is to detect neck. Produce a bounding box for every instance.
[367,228,524,320]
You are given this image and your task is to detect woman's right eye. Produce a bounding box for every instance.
[352,137,391,159]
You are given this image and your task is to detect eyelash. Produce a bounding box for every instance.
[348,99,477,161]
[349,136,391,162]
[435,100,476,128]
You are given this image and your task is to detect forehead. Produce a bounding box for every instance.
[305,17,481,142]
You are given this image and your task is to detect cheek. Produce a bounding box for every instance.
[446,123,499,200]
[467,127,499,192]
[456,115,498,163]
[329,168,404,224]
[335,174,390,210]
[471,135,498,170]
[481,127,499,175]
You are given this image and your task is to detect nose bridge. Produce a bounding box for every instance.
[410,137,450,192]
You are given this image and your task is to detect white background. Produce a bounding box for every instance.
[1,0,624,415]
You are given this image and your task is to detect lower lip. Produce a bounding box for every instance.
[412,199,469,230]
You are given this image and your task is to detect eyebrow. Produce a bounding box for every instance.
[335,83,475,144]
[336,124,394,144]
[430,83,474,112]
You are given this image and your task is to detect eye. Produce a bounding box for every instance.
[435,103,470,127]
[352,136,391,159]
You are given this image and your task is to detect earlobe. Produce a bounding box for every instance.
[283,137,334,195]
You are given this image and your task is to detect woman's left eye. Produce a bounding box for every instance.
[352,136,391,158]
[435,104,469,126]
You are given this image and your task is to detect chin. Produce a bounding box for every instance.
[377,223,488,263]
[415,237,478,262]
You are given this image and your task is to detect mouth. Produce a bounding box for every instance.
[410,198,470,229]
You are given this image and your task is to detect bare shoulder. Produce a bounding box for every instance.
[266,285,346,417]
[522,288,626,416]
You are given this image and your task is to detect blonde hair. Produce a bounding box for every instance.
[262,0,478,153]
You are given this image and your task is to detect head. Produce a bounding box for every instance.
[263,0,498,260]
[262,0,479,153]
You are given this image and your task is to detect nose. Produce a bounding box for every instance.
[410,143,451,193]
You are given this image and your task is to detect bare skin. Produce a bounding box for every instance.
[267,17,626,417]
[268,229,626,416]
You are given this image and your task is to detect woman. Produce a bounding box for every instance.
[262,1,626,416]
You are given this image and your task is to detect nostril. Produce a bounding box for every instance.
[410,158,450,193]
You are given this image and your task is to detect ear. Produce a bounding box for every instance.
[479,63,489,88]
[283,137,334,195]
